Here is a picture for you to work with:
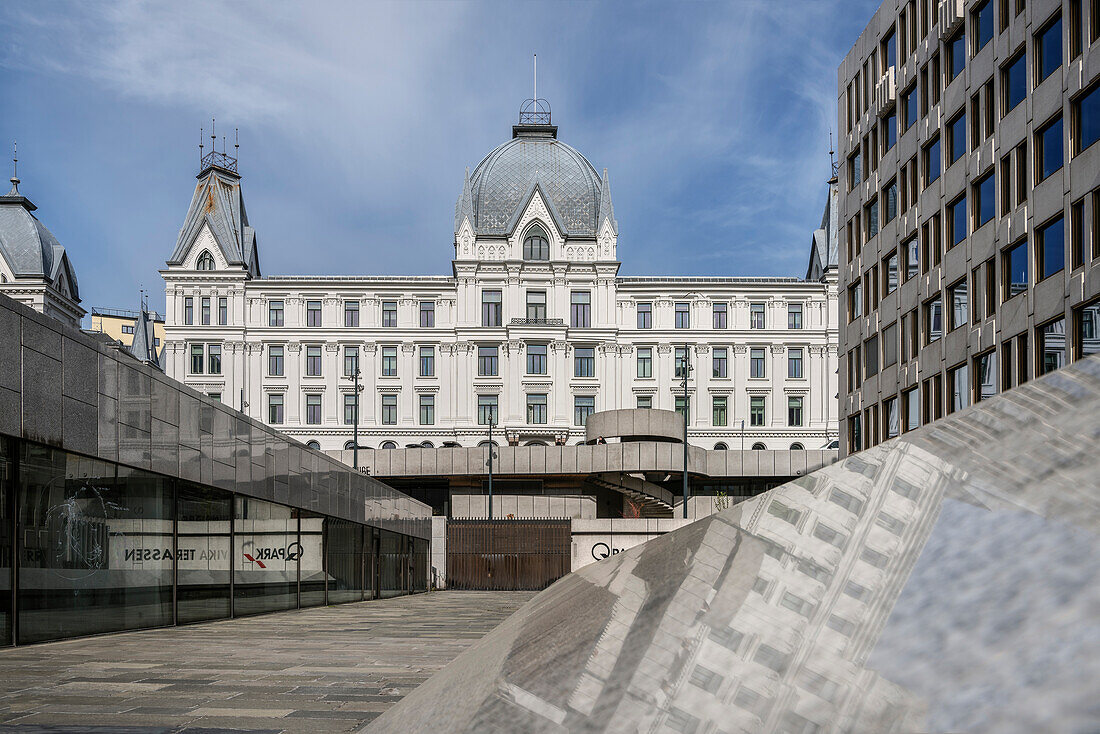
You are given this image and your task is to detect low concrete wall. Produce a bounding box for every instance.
[570,518,695,571]
[584,408,683,443]
[450,493,596,520]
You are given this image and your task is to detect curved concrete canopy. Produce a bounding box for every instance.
[584,408,684,444]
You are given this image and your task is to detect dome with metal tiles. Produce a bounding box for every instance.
[455,101,616,239]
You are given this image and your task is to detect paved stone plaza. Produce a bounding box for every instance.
[0,591,534,733]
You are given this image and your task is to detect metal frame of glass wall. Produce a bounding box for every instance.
[0,436,429,646]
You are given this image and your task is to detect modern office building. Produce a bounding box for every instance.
[838,0,1100,454]
[161,105,841,453]
[0,290,431,647]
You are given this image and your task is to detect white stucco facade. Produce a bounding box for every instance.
[162,116,840,452]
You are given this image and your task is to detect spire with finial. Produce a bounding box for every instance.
[8,140,19,195]
[827,131,838,184]
[197,116,239,174]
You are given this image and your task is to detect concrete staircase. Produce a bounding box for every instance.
[589,472,674,518]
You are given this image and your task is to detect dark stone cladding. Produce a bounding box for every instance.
[0,292,431,540]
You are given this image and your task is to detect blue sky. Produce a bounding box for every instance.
[0,0,879,313]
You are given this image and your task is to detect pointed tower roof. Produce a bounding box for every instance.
[806,178,839,281]
[598,167,617,235]
[127,299,162,370]
[454,167,474,234]
[166,148,260,278]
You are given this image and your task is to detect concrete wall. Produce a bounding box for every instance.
[584,408,684,443]
[0,292,432,540]
[570,518,696,571]
[450,493,598,520]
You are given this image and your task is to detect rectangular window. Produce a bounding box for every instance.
[947,30,965,81]
[883,321,898,367]
[527,344,547,375]
[343,300,359,327]
[1073,82,1100,154]
[121,324,135,335]
[848,347,861,391]
[883,251,898,294]
[190,344,204,374]
[903,84,918,131]
[788,303,803,329]
[1036,14,1063,83]
[381,346,397,376]
[218,297,227,325]
[1071,198,1085,270]
[712,396,728,427]
[864,335,879,377]
[712,302,728,329]
[903,236,918,280]
[637,302,652,329]
[344,393,359,426]
[1070,0,1084,59]
[477,346,498,376]
[982,78,996,140]
[1039,318,1067,375]
[343,345,358,377]
[637,347,653,378]
[1037,215,1065,280]
[419,345,435,377]
[481,291,502,327]
[268,394,284,424]
[574,347,595,377]
[713,347,728,378]
[419,395,435,425]
[973,0,994,51]
[865,197,879,239]
[750,302,766,329]
[1003,240,1029,298]
[477,395,498,426]
[903,386,919,431]
[750,347,766,378]
[526,394,548,424]
[884,179,898,223]
[975,349,998,401]
[984,257,997,318]
[925,296,943,343]
[848,151,862,189]
[636,395,653,409]
[570,291,591,328]
[973,171,995,230]
[1002,51,1027,114]
[788,347,803,378]
[675,302,690,329]
[674,395,691,422]
[884,396,899,438]
[382,300,398,328]
[949,279,968,330]
[750,396,766,427]
[948,194,967,247]
[1037,115,1064,182]
[305,394,322,425]
[381,395,397,425]
[420,300,435,328]
[788,397,803,427]
[306,300,322,327]
[923,136,941,186]
[268,300,283,327]
[1075,298,1100,360]
[948,111,967,164]
[675,347,690,379]
[201,297,211,326]
[849,283,862,321]
[526,291,547,321]
[269,345,284,376]
[903,309,919,362]
[574,396,595,426]
[184,296,194,325]
[306,345,322,376]
[1015,141,1028,206]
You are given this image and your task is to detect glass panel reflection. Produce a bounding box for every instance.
[176,482,232,624]
[299,510,326,607]
[233,496,299,616]
[326,518,364,603]
[0,438,12,646]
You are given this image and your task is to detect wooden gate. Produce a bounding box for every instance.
[446,519,571,591]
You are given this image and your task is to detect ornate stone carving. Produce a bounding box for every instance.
[363,343,378,353]
[733,345,748,354]
[771,345,786,354]
[325,343,340,352]
[550,341,572,354]
[401,342,416,353]
[287,342,302,353]
[657,344,673,354]
[693,344,710,354]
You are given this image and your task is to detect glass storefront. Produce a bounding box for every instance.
[0,437,424,646]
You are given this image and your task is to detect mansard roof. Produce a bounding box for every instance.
[0,184,80,299]
[168,165,260,277]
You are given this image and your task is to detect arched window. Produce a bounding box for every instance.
[790,443,805,451]
[523,224,550,261]
[524,440,548,446]
[305,440,321,450]
[420,440,434,448]
[381,441,398,449]
[751,442,767,451]
[477,440,498,447]
[196,250,216,270]
[344,441,357,450]
[714,442,728,450]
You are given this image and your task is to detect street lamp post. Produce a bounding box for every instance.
[487,417,495,519]
[344,368,364,469]
[681,343,692,519]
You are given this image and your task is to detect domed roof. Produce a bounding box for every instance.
[457,124,610,238]
[0,181,79,298]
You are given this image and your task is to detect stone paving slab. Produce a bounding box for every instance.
[0,591,534,734]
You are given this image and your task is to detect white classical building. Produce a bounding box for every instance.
[161,109,840,451]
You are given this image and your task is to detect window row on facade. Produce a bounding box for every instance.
[847,296,1100,450]
[264,391,811,430]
